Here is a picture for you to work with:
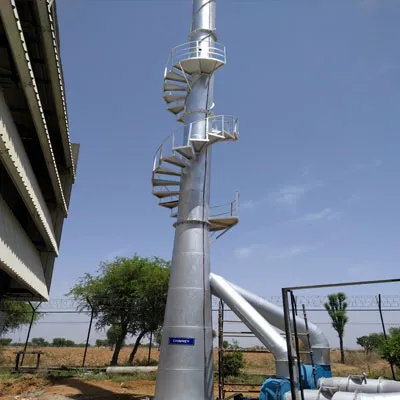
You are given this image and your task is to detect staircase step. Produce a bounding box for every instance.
[153,190,180,199]
[152,179,181,187]
[168,104,185,115]
[154,166,182,177]
[161,155,187,168]
[159,200,179,209]
[209,216,239,232]
[165,70,187,83]
[173,145,194,160]
[171,212,178,218]
[163,83,188,92]
[190,138,209,152]
[163,94,186,104]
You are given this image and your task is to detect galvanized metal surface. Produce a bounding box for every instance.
[33,0,76,177]
[154,1,220,399]
[227,278,331,365]
[0,1,68,215]
[0,90,59,255]
[0,194,48,299]
[210,273,289,378]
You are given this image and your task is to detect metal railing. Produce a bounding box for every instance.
[210,192,239,219]
[167,41,226,71]
[153,115,239,173]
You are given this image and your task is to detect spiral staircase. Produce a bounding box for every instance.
[152,40,240,237]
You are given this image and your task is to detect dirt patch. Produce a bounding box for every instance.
[0,374,50,396]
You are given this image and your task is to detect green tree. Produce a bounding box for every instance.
[96,339,109,347]
[379,334,400,368]
[127,259,170,364]
[389,327,400,337]
[223,352,244,376]
[107,325,125,350]
[31,337,48,347]
[0,338,12,346]
[324,292,348,363]
[52,338,67,347]
[68,255,170,366]
[0,300,39,335]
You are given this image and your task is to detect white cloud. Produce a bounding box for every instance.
[293,208,341,223]
[269,245,315,260]
[235,247,253,260]
[271,185,308,207]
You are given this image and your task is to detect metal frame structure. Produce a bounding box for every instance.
[152,1,239,398]
[217,299,273,399]
[282,278,400,400]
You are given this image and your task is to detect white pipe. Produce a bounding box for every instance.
[284,389,333,400]
[319,377,400,394]
[285,390,400,400]
[209,273,289,378]
[219,275,330,365]
[333,393,400,400]
[107,366,157,374]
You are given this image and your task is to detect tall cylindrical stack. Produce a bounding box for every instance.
[155,1,217,399]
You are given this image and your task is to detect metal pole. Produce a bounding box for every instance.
[283,289,300,400]
[218,299,225,399]
[147,332,153,365]
[21,301,41,366]
[291,292,304,400]
[302,304,317,387]
[377,294,396,380]
[82,298,94,368]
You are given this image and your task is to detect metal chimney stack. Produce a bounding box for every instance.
[152,1,239,398]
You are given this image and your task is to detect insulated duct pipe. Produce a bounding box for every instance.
[285,390,400,400]
[318,377,400,394]
[218,275,330,365]
[209,273,289,378]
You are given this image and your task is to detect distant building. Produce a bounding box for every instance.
[0,1,78,302]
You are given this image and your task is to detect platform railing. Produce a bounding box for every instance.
[153,115,239,173]
[166,41,226,71]
[210,192,239,219]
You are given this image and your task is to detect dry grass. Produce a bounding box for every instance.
[1,347,397,378]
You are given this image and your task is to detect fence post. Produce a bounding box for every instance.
[147,332,153,365]
[82,297,94,368]
[377,293,396,380]
[21,301,41,366]
[218,299,224,399]
[283,288,300,400]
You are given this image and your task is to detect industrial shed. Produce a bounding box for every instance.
[0,0,78,301]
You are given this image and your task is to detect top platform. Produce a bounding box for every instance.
[166,41,226,75]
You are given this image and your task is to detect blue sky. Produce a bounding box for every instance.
[21,0,399,346]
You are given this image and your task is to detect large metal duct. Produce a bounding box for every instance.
[210,273,289,378]
[319,377,400,394]
[218,275,330,365]
[285,390,400,400]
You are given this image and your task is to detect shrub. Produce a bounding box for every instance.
[379,334,400,368]
[223,352,245,377]
[0,338,12,346]
[133,356,159,366]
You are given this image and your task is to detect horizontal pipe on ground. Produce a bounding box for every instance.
[319,377,400,394]
[106,366,158,374]
[285,390,400,400]
[210,273,289,378]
